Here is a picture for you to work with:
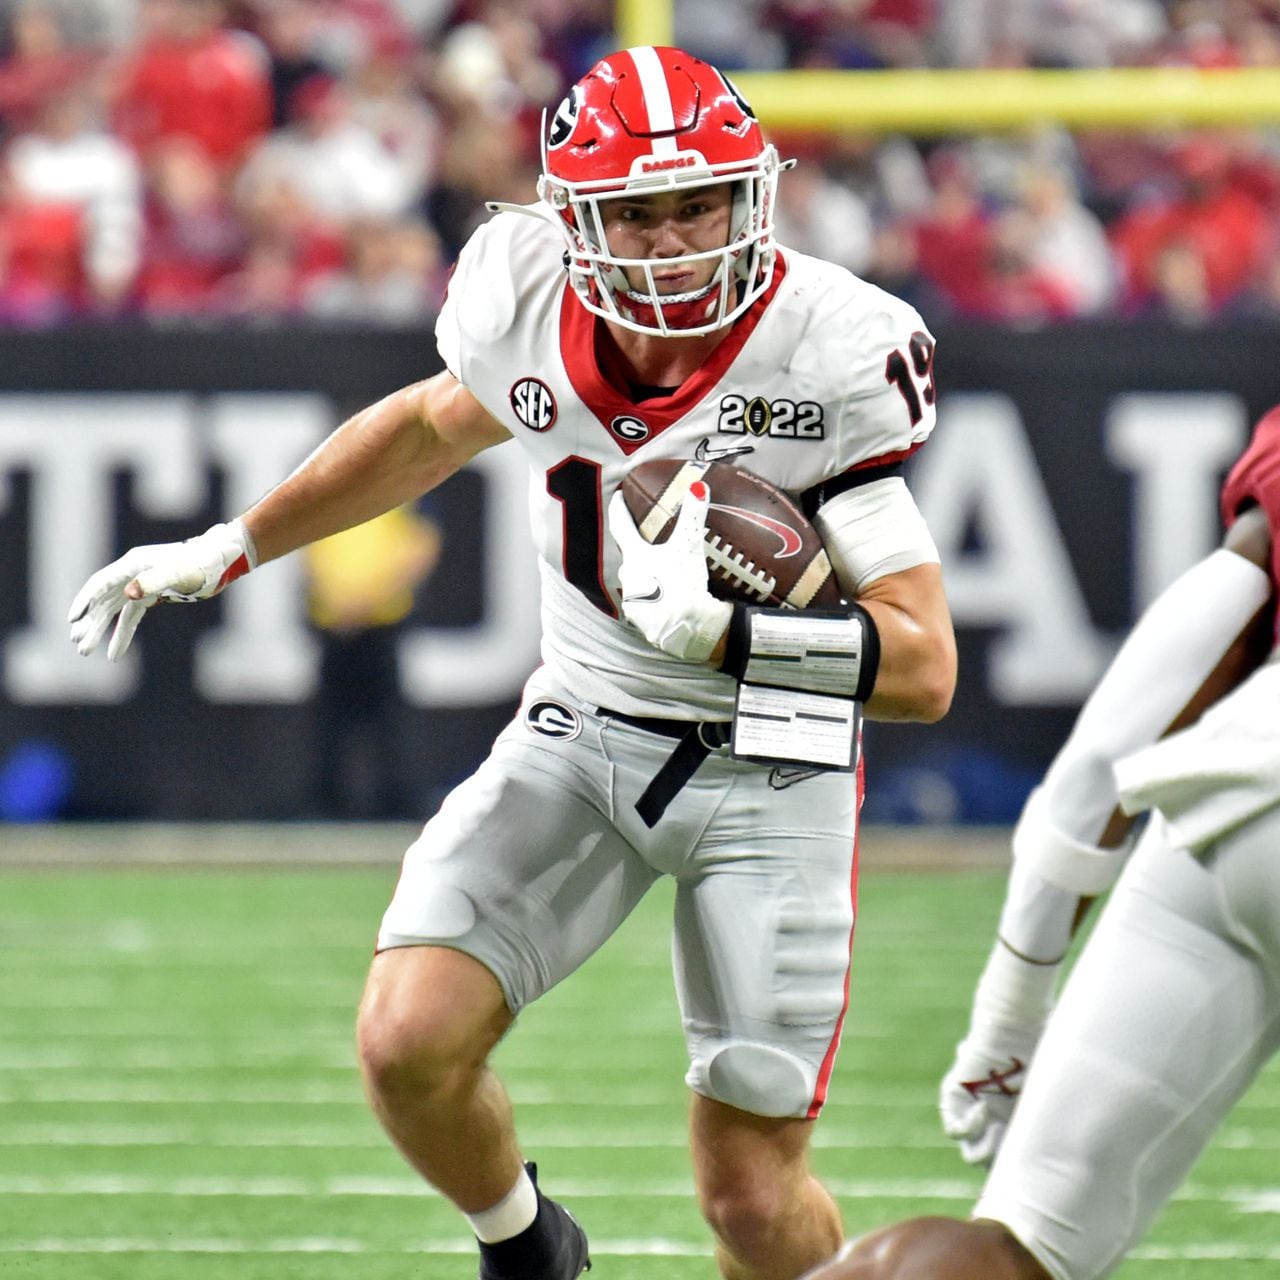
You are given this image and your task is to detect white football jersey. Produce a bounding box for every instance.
[436,208,937,719]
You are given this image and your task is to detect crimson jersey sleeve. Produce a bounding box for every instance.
[1221,405,1280,590]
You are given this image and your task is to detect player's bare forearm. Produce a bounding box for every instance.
[857,562,956,723]
[243,375,510,565]
[704,564,955,720]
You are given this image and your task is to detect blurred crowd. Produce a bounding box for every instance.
[2,0,1280,327]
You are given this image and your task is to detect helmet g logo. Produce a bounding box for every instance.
[717,71,757,121]
[546,86,581,150]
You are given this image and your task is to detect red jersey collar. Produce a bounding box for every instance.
[558,253,789,455]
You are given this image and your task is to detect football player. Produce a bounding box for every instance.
[797,406,1280,1280]
[68,47,956,1280]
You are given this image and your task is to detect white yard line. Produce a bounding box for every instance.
[0,1046,713,1070]
[0,1027,349,1041]
[2,1237,1279,1262]
[0,1122,950,1150]
[1130,1243,1280,1262]
[1229,1191,1280,1214]
[0,1174,983,1199]
[8,1174,1276,1205]
[0,993,358,1011]
[0,820,1009,869]
[0,1083,363,1104]
[0,820,420,867]
[0,1237,718,1257]
[0,1081,927,1107]
[0,1050,361,1070]
[0,1239,372,1254]
[0,1067,936,1104]
[0,1124,389,1148]
[3,1173,1278,1210]
[1215,1128,1280,1149]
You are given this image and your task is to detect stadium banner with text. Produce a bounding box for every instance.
[1,324,1277,823]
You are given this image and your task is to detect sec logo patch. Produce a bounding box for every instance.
[525,699,582,741]
[510,378,557,432]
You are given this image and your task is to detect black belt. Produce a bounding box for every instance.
[598,708,732,829]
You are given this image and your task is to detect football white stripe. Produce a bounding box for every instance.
[627,45,679,158]
[785,549,835,609]
[639,462,706,542]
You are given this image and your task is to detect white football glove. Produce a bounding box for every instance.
[939,1017,1045,1166]
[68,519,257,661]
[607,480,731,663]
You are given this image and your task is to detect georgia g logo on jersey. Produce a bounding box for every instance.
[510,378,557,432]
[609,415,650,443]
[525,699,582,741]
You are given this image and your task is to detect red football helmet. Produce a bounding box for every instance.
[538,46,785,337]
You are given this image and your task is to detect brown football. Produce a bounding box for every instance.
[620,458,844,609]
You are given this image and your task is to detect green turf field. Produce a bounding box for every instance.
[2,855,1278,1278]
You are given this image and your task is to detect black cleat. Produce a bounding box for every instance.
[538,1185,591,1279]
[477,1163,591,1280]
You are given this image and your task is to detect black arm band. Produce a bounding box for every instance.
[719,602,881,703]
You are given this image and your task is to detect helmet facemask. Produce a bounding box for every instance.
[541,158,781,337]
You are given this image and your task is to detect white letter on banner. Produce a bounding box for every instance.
[398,443,542,706]
[195,394,329,702]
[1105,393,1246,611]
[1,394,204,703]
[912,392,1110,704]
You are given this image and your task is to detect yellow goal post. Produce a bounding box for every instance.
[614,0,1280,132]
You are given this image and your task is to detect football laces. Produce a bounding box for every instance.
[705,533,777,602]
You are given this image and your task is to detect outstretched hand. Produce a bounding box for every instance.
[68,520,256,661]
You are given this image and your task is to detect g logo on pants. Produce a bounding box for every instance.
[525,699,582,741]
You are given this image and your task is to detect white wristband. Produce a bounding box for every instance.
[229,517,259,570]
[1012,786,1133,897]
[721,603,880,701]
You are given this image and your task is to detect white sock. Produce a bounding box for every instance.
[465,1167,539,1244]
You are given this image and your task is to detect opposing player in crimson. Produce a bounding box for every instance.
[68,46,956,1280]
[797,407,1280,1280]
